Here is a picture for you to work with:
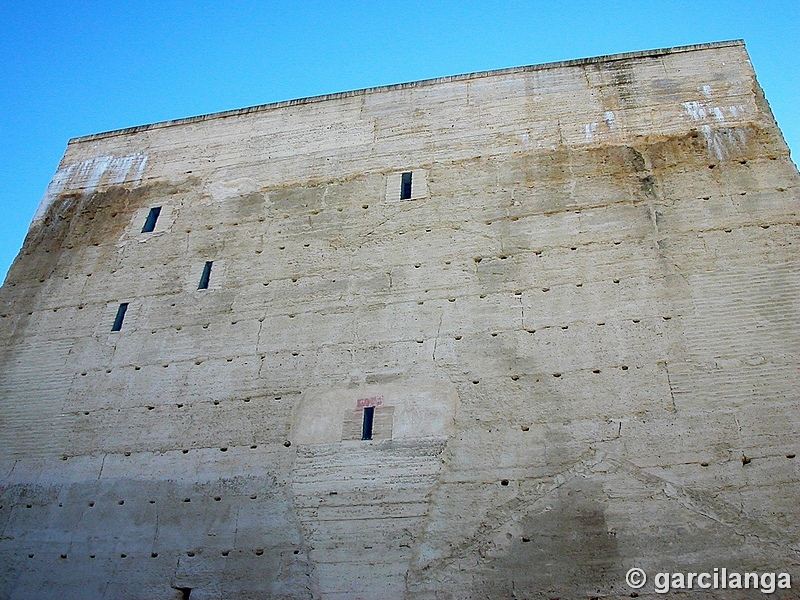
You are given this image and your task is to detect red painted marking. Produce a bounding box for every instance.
[356,396,383,409]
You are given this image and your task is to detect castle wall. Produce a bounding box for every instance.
[1,40,799,599]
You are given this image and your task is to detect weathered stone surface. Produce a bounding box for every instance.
[1,40,799,598]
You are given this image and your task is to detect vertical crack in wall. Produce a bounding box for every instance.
[152,502,160,555]
[97,454,106,481]
[256,318,266,379]
[661,361,678,413]
[432,312,443,362]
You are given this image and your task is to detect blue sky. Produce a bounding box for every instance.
[1,1,797,282]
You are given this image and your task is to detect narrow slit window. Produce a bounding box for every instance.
[198,261,213,290]
[400,172,413,200]
[361,406,375,440]
[141,206,162,233]
[111,303,129,332]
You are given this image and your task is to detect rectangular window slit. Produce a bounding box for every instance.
[198,261,213,290]
[400,172,412,200]
[361,406,374,440]
[141,206,162,233]
[111,303,129,332]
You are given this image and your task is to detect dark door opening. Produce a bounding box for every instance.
[141,206,162,233]
[198,261,213,290]
[361,406,374,440]
[400,172,412,200]
[111,303,129,332]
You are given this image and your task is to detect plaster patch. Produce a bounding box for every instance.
[292,381,457,445]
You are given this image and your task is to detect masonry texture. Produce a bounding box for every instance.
[1,40,799,599]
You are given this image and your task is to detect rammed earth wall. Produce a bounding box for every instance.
[0,40,799,599]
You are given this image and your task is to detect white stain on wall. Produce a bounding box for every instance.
[683,101,709,121]
[683,101,746,123]
[33,153,148,223]
[681,97,750,160]
[701,125,747,161]
[583,112,616,143]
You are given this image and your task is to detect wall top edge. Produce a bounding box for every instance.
[69,39,746,145]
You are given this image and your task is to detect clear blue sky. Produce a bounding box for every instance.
[1,1,798,282]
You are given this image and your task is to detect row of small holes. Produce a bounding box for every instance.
[77,393,284,414]
[20,451,800,510]
[84,311,668,374]
[29,219,793,291]
[469,365,631,385]
[418,318,664,341]
[42,276,641,321]
[82,360,273,376]
[413,280,630,306]
[15,493,267,509]
[61,440,290,461]
[25,548,299,559]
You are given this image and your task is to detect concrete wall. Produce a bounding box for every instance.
[1,40,799,598]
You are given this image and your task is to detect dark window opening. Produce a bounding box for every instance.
[111,303,129,332]
[400,172,412,200]
[177,588,192,600]
[141,206,162,233]
[361,406,374,440]
[198,261,213,290]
